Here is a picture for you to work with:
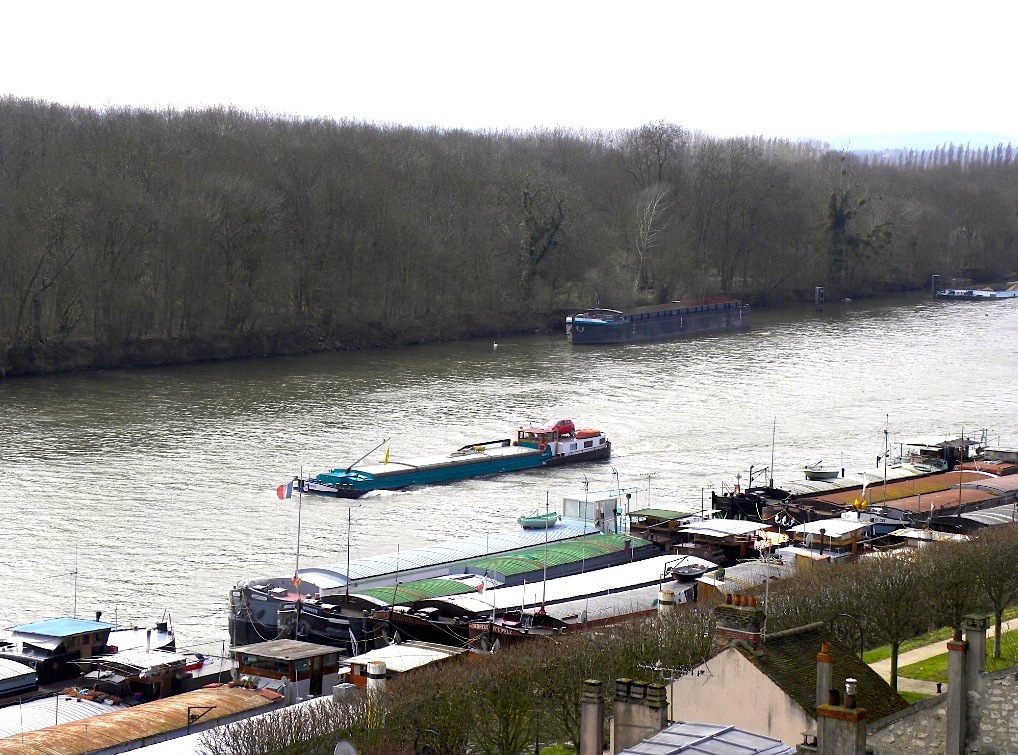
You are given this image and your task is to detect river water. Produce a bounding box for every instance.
[1,293,1016,648]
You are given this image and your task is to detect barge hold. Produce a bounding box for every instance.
[565,297,750,345]
[297,419,610,498]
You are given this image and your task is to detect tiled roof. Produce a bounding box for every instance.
[736,622,909,723]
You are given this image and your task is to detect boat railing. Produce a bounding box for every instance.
[453,438,513,454]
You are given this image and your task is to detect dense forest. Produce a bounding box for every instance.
[2,97,1016,376]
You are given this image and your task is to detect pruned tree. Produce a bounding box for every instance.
[852,552,931,691]
[921,540,983,630]
[968,523,1018,657]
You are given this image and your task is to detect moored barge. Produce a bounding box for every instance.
[565,297,750,345]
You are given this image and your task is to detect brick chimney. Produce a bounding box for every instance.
[815,642,833,708]
[815,678,867,755]
[714,594,765,651]
[610,679,668,753]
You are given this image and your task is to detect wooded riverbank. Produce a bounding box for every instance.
[3,98,1015,377]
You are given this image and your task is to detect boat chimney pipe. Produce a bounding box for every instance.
[146,629,151,652]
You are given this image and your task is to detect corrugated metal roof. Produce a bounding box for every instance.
[344,533,653,606]
[807,469,999,506]
[680,520,770,537]
[96,648,190,671]
[955,503,1018,527]
[0,658,35,682]
[0,686,281,755]
[355,578,479,604]
[540,583,664,624]
[300,519,599,591]
[232,639,342,660]
[435,554,683,613]
[788,519,869,536]
[345,640,466,672]
[470,534,647,577]
[697,560,791,591]
[629,508,696,520]
[621,721,793,754]
[0,694,129,739]
[7,618,116,636]
[968,475,1018,493]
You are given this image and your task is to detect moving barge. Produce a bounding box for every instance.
[297,419,610,498]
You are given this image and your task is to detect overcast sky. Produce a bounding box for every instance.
[4,1,1014,145]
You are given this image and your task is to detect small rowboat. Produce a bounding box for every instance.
[518,512,560,529]
[804,461,841,481]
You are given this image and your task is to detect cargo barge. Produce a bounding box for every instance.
[565,297,750,345]
[297,419,610,498]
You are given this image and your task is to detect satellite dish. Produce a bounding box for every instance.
[334,740,358,755]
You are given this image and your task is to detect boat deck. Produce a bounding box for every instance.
[353,443,540,476]
[432,554,702,613]
[292,519,601,592]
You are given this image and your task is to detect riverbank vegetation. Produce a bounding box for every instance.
[3,97,1017,376]
[198,525,1018,754]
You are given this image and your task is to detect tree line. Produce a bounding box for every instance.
[2,97,1017,376]
[196,524,1018,754]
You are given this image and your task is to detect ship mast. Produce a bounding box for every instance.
[883,415,889,504]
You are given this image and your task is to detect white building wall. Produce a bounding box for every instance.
[668,647,813,746]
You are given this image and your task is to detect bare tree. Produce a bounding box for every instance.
[853,553,931,691]
[968,523,1018,657]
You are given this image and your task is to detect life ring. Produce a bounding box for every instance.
[539,443,546,452]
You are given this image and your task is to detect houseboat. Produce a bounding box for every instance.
[0,616,176,686]
[229,521,652,647]
[0,617,118,683]
[297,419,610,498]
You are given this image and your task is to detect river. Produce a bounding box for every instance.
[1,293,1016,649]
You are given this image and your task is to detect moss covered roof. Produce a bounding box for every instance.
[736,622,909,723]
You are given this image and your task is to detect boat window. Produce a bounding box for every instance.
[584,440,593,448]
[240,654,290,676]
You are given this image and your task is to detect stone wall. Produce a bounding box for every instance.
[866,694,945,754]
[974,668,1018,753]
[867,667,1018,754]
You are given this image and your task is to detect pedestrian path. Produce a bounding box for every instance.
[868,617,1018,695]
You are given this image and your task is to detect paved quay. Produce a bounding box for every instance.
[868,617,1018,695]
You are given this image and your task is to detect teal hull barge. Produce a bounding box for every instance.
[298,419,610,498]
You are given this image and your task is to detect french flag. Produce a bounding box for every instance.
[276,481,293,500]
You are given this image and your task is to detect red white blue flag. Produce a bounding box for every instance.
[276,481,293,500]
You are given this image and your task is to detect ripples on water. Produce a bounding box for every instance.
[1,294,1016,644]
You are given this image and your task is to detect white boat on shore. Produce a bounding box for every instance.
[936,287,1018,300]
